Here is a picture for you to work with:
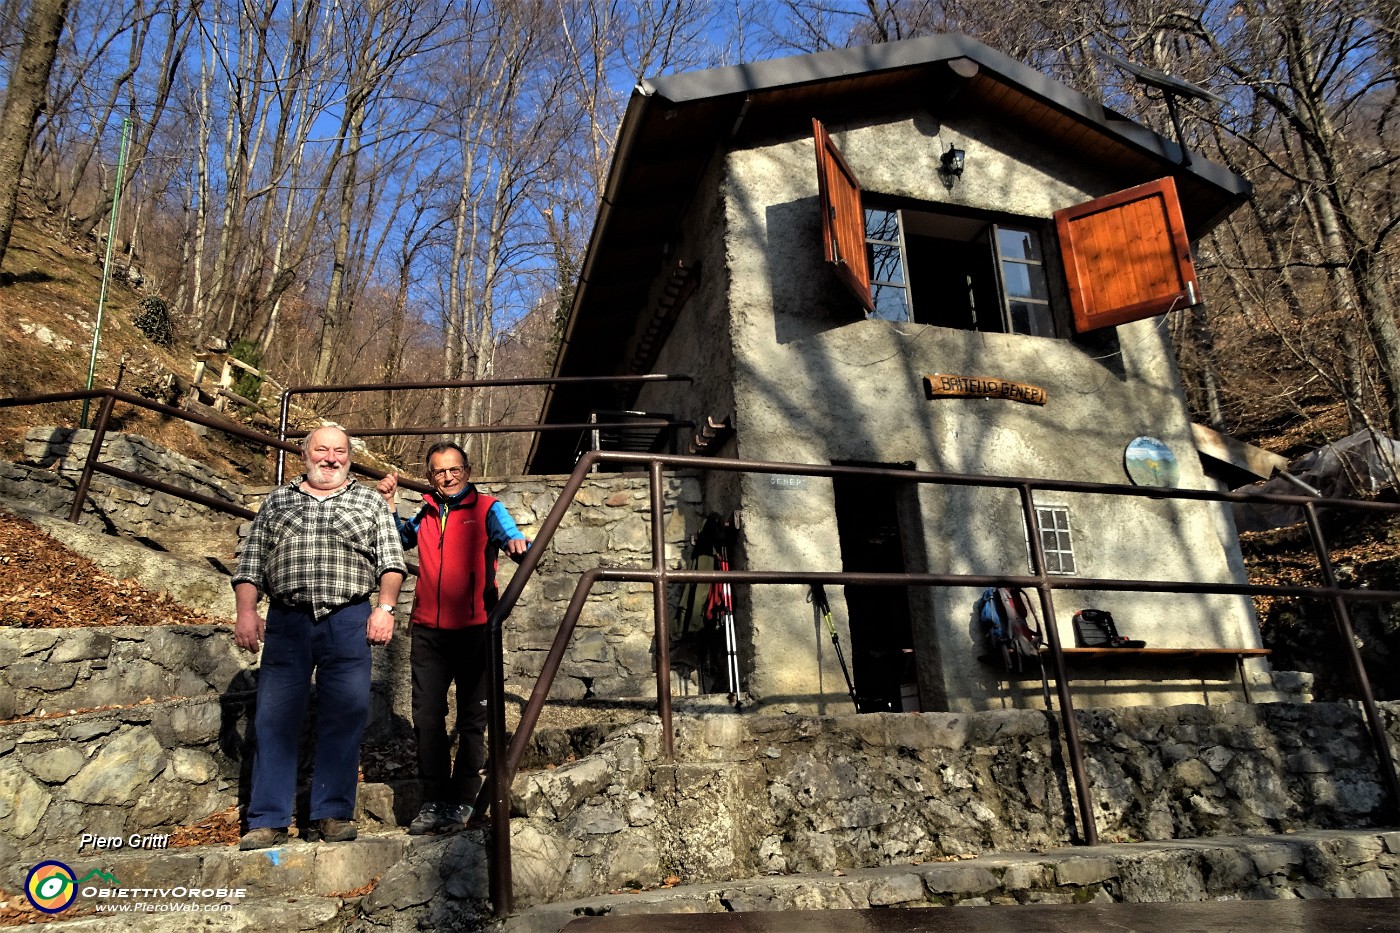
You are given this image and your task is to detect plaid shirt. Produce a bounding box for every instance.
[232,477,406,619]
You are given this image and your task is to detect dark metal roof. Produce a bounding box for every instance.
[528,34,1251,473]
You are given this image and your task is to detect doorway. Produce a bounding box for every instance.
[832,465,917,712]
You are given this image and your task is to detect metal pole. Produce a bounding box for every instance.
[486,608,512,918]
[1302,502,1400,817]
[68,393,115,523]
[81,118,133,429]
[482,452,600,916]
[650,460,674,760]
[1018,484,1098,846]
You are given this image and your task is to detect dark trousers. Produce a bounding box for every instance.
[247,600,371,829]
[411,624,489,806]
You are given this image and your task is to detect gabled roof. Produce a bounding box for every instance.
[529,33,1251,473]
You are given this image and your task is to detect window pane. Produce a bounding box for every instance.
[871,284,910,322]
[868,242,905,285]
[1001,262,1049,301]
[865,208,899,241]
[997,227,1042,261]
[1010,301,1055,337]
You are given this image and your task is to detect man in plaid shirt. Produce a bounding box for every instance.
[232,426,405,850]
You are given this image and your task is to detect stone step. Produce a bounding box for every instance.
[497,828,1400,933]
[33,891,349,932]
[86,828,412,899]
[16,828,421,931]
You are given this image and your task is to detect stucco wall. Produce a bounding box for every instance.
[631,147,743,520]
[707,112,1258,712]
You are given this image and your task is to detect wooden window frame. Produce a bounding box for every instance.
[1054,176,1200,334]
[813,119,874,313]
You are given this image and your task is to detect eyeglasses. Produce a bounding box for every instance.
[429,466,466,480]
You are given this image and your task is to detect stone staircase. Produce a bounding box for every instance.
[501,828,1400,933]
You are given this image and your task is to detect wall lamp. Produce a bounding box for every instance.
[939,144,966,189]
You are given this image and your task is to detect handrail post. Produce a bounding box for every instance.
[1019,484,1098,846]
[487,610,512,918]
[650,460,674,760]
[1302,501,1400,817]
[68,393,115,523]
[482,452,600,918]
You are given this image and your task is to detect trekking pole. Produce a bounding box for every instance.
[1020,590,1054,711]
[717,544,742,708]
[809,583,859,711]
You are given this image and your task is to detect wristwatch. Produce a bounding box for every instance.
[376,602,396,615]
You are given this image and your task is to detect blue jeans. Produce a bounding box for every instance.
[246,600,371,829]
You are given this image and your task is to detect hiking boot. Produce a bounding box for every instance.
[238,827,287,851]
[408,801,447,835]
[440,804,472,832]
[307,818,357,843]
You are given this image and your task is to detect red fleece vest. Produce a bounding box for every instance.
[409,489,499,629]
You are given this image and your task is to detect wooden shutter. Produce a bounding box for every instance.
[1054,176,1200,333]
[813,119,873,312]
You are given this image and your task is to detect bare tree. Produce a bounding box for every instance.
[310,0,447,386]
[0,0,71,272]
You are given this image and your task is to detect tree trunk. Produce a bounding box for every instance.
[0,0,71,272]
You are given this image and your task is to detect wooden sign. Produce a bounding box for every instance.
[923,373,1047,406]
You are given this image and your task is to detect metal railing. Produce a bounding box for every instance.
[273,374,695,483]
[4,389,1399,919]
[0,388,432,519]
[477,449,1400,916]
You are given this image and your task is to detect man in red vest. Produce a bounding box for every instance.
[377,441,529,834]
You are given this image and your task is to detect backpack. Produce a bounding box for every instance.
[1072,609,1146,649]
[978,586,1044,671]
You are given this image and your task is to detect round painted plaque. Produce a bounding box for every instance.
[1124,436,1179,487]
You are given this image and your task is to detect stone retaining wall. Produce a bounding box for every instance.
[500,701,1400,906]
[0,698,235,881]
[24,428,246,508]
[0,625,251,720]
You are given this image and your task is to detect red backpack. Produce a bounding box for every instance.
[978,586,1044,671]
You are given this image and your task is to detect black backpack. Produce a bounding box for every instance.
[1072,609,1146,648]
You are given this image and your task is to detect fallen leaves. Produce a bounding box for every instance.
[169,805,241,848]
[0,888,96,926]
[327,875,381,899]
[0,510,223,629]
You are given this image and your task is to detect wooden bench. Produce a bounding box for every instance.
[1042,647,1272,701]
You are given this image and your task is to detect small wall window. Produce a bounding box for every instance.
[1032,505,1076,575]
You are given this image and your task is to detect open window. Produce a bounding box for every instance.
[812,121,1201,337]
[864,206,1057,335]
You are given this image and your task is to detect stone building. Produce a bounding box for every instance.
[528,35,1270,714]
